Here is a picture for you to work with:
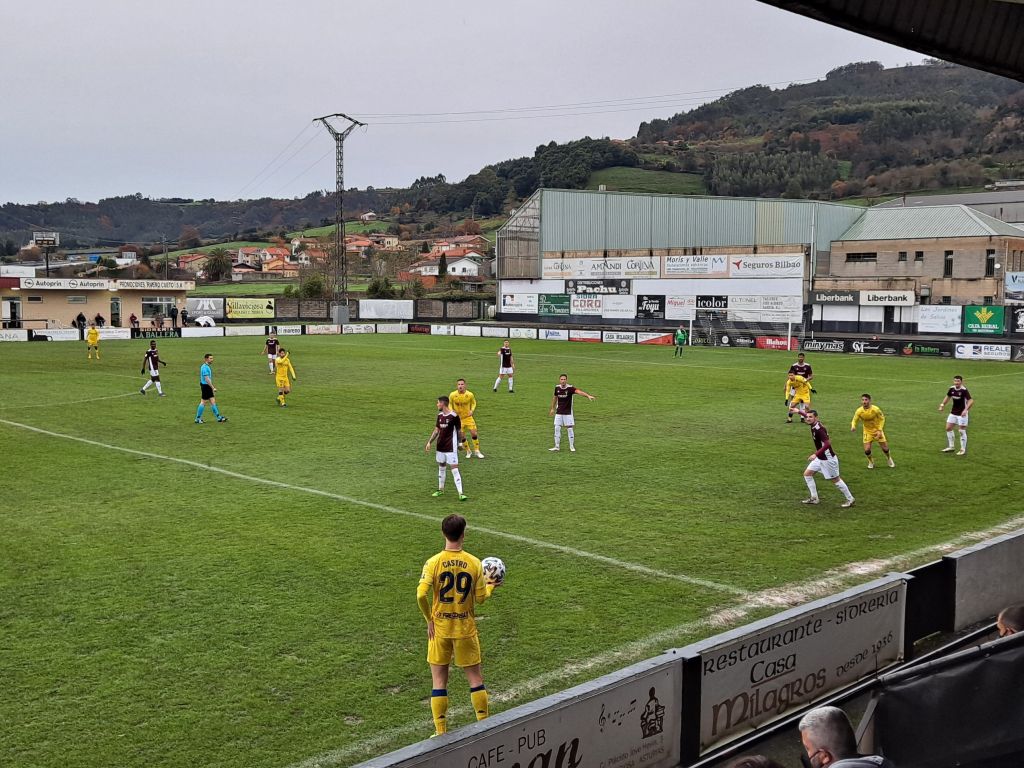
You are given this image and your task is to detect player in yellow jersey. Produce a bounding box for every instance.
[785,372,811,423]
[274,348,296,406]
[85,323,100,360]
[851,393,894,469]
[417,514,500,736]
[449,378,483,459]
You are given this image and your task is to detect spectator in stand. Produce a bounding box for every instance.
[727,757,785,768]
[154,312,164,330]
[129,312,140,329]
[169,304,179,328]
[997,604,1024,637]
[180,307,190,327]
[75,311,87,329]
[798,706,894,768]
[94,313,105,328]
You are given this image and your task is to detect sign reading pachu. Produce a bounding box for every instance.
[226,298,276,319]
[690,575,906,753]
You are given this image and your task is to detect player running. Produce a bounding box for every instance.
[493,340,514,393]
[450,378,483,459]
[789,352,815,392]
[425,395,467,501]
[139,340,168,396]
[785,372,812,423]
[802,410,855,508]
[262,332,280,374]
[417,514,499,736]
[851,394,894,469]
[85,323,100,360]
[939,375,973,455]
[548,373,596,452]
[195,353,227,424]
[274,348,296,406]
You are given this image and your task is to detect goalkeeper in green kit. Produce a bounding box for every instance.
[674,325,687,357]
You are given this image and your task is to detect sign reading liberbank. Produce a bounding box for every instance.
[811,290,858,305]
[859,290,915,306]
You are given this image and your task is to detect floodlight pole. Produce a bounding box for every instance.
[314,113,365,304]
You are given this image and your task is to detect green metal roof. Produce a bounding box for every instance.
[837,205,1024,241]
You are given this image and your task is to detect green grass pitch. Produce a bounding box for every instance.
[1,335,1021,767]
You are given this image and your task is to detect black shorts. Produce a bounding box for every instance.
[200,384,214,400]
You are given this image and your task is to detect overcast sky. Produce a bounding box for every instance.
[1,0,926,205]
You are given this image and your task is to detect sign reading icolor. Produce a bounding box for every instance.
[693,575,906,752]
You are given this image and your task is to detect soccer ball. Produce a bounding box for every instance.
[481,556,506,585]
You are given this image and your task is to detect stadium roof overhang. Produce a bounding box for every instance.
[756,0,1024,83]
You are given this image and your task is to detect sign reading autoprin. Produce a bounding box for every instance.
[691,575,906,753]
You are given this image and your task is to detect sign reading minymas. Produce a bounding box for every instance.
[694,576,906,753]
[367,656,681,768]
[727,254,803,278]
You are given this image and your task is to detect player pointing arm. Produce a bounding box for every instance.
[548,373,595,453]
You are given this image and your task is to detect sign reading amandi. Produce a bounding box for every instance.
[963,305,1004,335]
[226,297,276,319]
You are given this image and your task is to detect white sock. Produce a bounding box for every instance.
[142,380,152,391]
[438,466,446,490]
[960,430,967,451]
[451,468,463,494]
[553,426,561,449]
[947,431,955,448]
[804,476,818,498]
[155,381,163,394]
[494,377,501,390]
[567,427,575,449]
[508,377,513,391]
[835,480,853,502]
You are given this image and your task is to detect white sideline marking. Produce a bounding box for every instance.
[285,513,1024,768]
[0,419,745,596]
[1,392,139,410]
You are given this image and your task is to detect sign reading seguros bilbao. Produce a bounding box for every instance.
[727,254,803,278]
[691,575,906,753]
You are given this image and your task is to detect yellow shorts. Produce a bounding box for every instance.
[790,395,810,405]
[460,417,477,432]
[428,634,481,667]
[863,429,886,444]
[275,377,291,388]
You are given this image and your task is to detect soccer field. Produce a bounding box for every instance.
[2,335,1022,768]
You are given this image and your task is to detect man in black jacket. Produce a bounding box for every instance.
[798,706,894,768]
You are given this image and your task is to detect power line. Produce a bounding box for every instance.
[233,122,317,199]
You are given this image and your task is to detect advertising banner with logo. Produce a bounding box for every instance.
[500,293,538,314]
[603,331,636,344]
[1011,306,1024,336]
[0,328,29,342]
[636,295,665,319]
[638,332,674,345]
[481,326,509,338]
[430,324,456,336]
[34,328,81,341]
[181,327,224,338]
[755,336,798,350]
[185,297,225,319]
[454,325,481,337]
[727,254,803,278]
[955,343,1011,361]
[569,329,602,342]
[1005,272,1024,304]
[1013,345,1024,363]
[665,295,697,321]
[538,294,571,316]
[224,325,267,336]
[375,323,408,334]
[800,338,848,353]
[962,305,1005,335]
[408,323,431,334]
[849,339,899,355]
[509,327,538,339]
[305,324,342,335]
[570,295,603,316]
[663,254,729,278]
[859,290,915,306]
[692,576,905,753]
[564,279,631,295]
[273,324,302,336]
[20,277,110,290]
[697,295,729,310]
[811,290,859,305]
[130,328,181,340]
[542,257,659,279]
[898,340,954,358]
[359,299,415,320]
[602,294,637,319]
[540,328,570,341]
[97,328,132,340]
[917,305,962,334]
[116,279,194,291]
[717,333,757,348]
[340,324,373,334]
[727,295,801,322]
[226,298,275,319]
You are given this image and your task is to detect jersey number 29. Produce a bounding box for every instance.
[438,571,472,603]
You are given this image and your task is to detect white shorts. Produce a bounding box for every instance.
[554,414,574,428]
[807,456,840,480]
[946,414,968,427]
[268,354,277,361]
[435,450,459,466]
[499,367,514,375]
[148,368,160,379]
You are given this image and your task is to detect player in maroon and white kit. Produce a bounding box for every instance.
[548,373,596,452]
[788,353,815,392]
[802,410,855,508]
[425,395,468,501]
[139,340,167,396]
[493,340,515,393]
[262,333,280,374]
[938,375,973,455]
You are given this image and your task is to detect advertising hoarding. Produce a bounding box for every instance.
[273,324,302,335]
[564,279,631,295]
[603,331,636,344]
[570,295,603,315]
[0,329,29,342]
[636,295,665,319]
[696,295,728,310]
[509,327,538,339]
[500,293,538,314]
[800,338,848,353]
[918,305,962,334]
[1005,272,1024,304]
[962,305,1005,335]
[637,332,674,345]
[542,257,659,279]
[754,336,797,350]
[224,325,267,336]
[305,324,342,335]
[727,254,803,278]
[129,328,180,340]
[662,254,728,277]
[954,343,1011,361]
[33,328,81,341]
[97,328,131,340]
[185,297,225,319]
[1011,306,1024,336]
[601,294,637,319]
[665,295,696,321]
[359,299,415,320]
[898,341,953,357]
[481,326,509,338]
[859,290,915,306]
[340,324,374,334]
[375,323,408,334]
[181,327,223,338]
[430,324,456,336]
[569,329,602,342]
[454,325,481,337]
[21,277,110,290]
[116,279,194,291]
[539,294,571,316]
[811,290,858,305]
[226,298,276,319]
[849,339,899,355]
[540,328,570,341]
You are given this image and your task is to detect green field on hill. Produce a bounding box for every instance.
[1,337,1021,767]
[587,167,706,195]
[286,221,391,239]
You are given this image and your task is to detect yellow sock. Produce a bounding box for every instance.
[430,689,448,734]
[472,438,480,451]
[470,685,488,721]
